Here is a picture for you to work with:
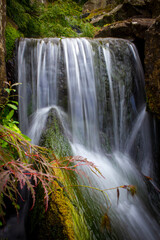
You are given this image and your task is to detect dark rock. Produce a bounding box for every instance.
[81,12,90,18]
[148,0,160,18]
[145,16,160,118]
[95,18,154,39]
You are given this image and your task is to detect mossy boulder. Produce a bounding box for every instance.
[28,180,76,240]
[40,107,72,158]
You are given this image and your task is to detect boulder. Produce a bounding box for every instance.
[83,0,106,13]
[91,1,151,26]
[145,16,160,118]
[95,18,154,39]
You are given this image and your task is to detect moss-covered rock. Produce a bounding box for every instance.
[28,181,75,240]
[40,107,72,158]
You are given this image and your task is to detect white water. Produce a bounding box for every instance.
[18,38,160,240]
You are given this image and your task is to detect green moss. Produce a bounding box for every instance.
[41,126,72,158]
[40,109,72,158]
[28,167,90,240]
[5,23,23,61]
[28,182,75,240]
[86,4,115,21]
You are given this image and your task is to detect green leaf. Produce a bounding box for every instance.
[11,101,19,105]
[5,88,10,94]
[6,110,14,120]
[7,104,18,110]
[0,221,3,226]
[21,134,31,141]
[12,125,21,133]
[12,121,19,124]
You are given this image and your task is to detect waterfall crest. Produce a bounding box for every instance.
[18,38,160,240]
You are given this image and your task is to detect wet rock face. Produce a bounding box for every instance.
[0,0,7,104]
[145,16,160,118]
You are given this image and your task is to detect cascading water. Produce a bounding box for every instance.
[18,38,160,240]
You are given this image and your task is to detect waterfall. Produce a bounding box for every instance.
[18,38,160,240]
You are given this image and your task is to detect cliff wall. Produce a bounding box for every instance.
[0,0,7,105]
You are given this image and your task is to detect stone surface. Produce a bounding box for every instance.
[145,16,160,118]
[95,18,154,39]
[83,0,106,13]
[91,1,151,26]
[0,0,7,105]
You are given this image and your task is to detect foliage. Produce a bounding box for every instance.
[80,22,96,38]
[0,82,21,133]
[0,124,102,220]
[0,82,29,140]
[6,0,96,38]
[39,0,95,38]
[6,0,41,37]
[5,23,23,61]
[0,84,101,221]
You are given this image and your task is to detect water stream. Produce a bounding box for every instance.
[18,38,160,240]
